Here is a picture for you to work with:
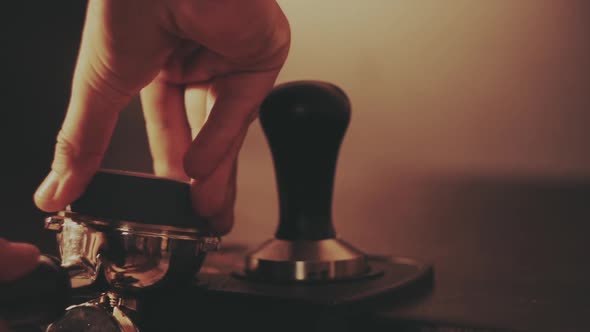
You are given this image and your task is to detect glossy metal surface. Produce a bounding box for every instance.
[46,295,139,332]
[102,231,208,290]
[45,214,106,288]
[112,306,140,332]
[45,211,220,291]
[245,238,370,281]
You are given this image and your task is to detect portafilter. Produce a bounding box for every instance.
[0,170,220,331]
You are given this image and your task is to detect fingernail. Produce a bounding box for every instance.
[34,171,60,207]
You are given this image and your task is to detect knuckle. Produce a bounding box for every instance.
[52,131,102,177]
[84,56,135,107]
[212,2,291,70]
[237,23,291,69]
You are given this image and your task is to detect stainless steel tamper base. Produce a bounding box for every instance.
[244,238,371,282]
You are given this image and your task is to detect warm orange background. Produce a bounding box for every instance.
[103,1,590,251]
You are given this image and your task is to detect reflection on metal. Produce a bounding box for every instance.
[102,231,207,291]
[46,293,140,332]
[45,211,220,290]
[45,214,106,288]
[245,238,370,281]
[44,210,220,331]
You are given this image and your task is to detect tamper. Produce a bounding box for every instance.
[242,81,434,293]
[199,81,434,313]
[244,81,369,282]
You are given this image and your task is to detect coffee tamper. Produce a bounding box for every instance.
[243,81,431,290]
[243,81,368,282]
[238,81,433,302]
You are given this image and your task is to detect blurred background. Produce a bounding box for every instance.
[2,0,589,256]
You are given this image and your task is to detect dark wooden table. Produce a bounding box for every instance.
[203,174,590,332]
[369,174,590,332]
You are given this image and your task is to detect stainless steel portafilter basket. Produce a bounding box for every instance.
[44,170,220,292]
[45,210,219,292]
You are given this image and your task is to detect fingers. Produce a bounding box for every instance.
[0,239,40,283]
[182,72,277,234]
[183,82,232,234]
[34,0,173,212]
[189,125,245,232]
[191,148,240,235]
[34,2,131,211]
[183,71,279,180]
[211,159,239,235]
[33,99,121,212]
[140,80,192,181]
[173,0,289,235]
[142,78,241,235]
[170,0,290,66]
[34,30,129,211]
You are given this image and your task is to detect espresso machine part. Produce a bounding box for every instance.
[44,210,217,292]
[46,292,141,332]
[43,170,220,294]
[1,170,220,331]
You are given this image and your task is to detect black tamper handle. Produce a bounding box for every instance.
[259,81,351,241]
[0,255,70,325]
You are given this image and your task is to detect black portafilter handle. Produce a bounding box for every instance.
[0,255,70,326]
[259,81,351,241]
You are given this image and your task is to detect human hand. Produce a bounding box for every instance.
[33,0,290,235]
[0,239,40,332]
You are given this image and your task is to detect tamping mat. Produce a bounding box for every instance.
[197,246,434,309]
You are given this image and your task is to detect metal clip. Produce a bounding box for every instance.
[44,215,65,232]
[199,237,221,252]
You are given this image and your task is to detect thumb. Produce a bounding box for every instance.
[0,239,40,282]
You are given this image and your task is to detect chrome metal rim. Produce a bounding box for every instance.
[244,238,370,282]
[47,211,220,249]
